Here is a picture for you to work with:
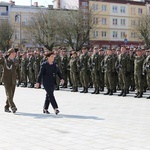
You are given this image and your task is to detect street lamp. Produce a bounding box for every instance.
[15,12,22,50]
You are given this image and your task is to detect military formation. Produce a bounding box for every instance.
[0,46,150,100]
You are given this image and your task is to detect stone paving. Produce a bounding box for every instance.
[0,85,150,150]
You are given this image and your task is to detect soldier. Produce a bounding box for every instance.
[102,49,115,95]
[34,49,42,86]
[60,48,68,88]
[134,49,145,98]
[69,51,78,92]
[88,46,100,94]
[15,50,21,87]
[116,47,131,97]
[20,52,28,87]
[0,48,19,113]
[27,50,35,88]
[54,48,61,90]
[0,50,3,85]
[98,48,105,91]
[143,49,150,99]
[77,46,89,93]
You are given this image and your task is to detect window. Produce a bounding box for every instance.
[92,4,98,11]
[102,5,106,12]
[121,19,126,26]
[131,20,136,26]
[131,7,136,15]
[102,31,107,38]
[93,31,99,38]
[0,6,8,15]
[113,19,118,25]
[82,8,88,13]
[149,7,150,14]
[131,33,136,38]
[15,30,20,40]
[112,6,118,13]
[120,6,125,13]
[93,17,98,24]
[121,32,126,39]
[113,31,118,38]
[138,8,142,14]
[22,15,28,27]
[102,18,106,25]
[82,2,88,6]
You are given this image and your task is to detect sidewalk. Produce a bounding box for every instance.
[0,86,150,150]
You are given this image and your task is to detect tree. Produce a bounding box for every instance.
[0,20,14,51]
[26,8,58,51]
[56,9,95,51]
[135,14,150,48]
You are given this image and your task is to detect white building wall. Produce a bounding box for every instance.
[53,0,79,9]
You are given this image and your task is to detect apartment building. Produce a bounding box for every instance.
[90,0,150,49]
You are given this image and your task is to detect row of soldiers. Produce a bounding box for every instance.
[0,46,150,99]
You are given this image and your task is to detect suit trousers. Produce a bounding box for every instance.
[44,86,58,110]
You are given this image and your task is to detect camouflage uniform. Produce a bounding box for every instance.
[88,51,100,94]
[134,53,145,98]
[143,54,150,99]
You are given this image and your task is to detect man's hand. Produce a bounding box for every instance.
[36,83,40,89]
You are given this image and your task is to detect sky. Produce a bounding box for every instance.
[4,0,53,7]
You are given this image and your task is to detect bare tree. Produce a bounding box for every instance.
[56,9,95,51]
[135,14,150,48]
[26,8,58,50]
[0,20,14,51]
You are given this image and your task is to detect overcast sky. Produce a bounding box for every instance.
[5,0,53,7]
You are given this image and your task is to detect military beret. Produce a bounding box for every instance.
[7,48,15,54]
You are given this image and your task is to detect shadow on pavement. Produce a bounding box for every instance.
[15,112,104,120]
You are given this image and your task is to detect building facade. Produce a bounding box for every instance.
[89,0,150,49]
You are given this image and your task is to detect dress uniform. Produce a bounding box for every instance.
[0,48,19,113]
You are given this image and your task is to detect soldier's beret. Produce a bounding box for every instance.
[7,48,15,54]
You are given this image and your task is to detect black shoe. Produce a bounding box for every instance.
[55,109,60,115]
[12,107,17,113]
[4,109,11,113]
[147,96,150,99]
[43,109,50,114]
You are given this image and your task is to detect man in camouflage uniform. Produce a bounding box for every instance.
[54,49,61,90]
[60,48,68,88]
[34,49,42,86]
[98,48,105,91]
[143,49,150,99]
[20,52,28,87]
[77,47,89,93]
[134,49,145,98]
[0,51,2,85]
[88,46,100,94]
[116,47,131,97]
[27,50,35,88]
[69,51,78,92]
[102,49,115,95]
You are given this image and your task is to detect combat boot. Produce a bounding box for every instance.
[80,87,85,93]
[74,87,78,92]
[91,88,96,94]
[147,96,150,99]
[84,87,88,93]
[137,92,143,98]
[118,90,124,96]
[122,89,127,97]
[95,88,100,94]
[104,89,110,95]
[134,92,140,98]
[109,89,113,95]
[71,86,75,92]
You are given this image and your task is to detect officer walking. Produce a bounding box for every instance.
[0,48,19,113]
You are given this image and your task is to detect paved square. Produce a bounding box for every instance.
[0,86,150,150]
